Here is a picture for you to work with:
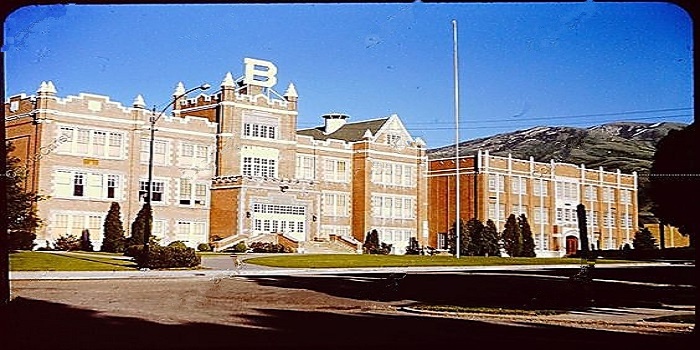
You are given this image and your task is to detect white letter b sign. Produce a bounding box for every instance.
[243,58,278,88]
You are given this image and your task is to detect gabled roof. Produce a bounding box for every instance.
[297,117,389,142]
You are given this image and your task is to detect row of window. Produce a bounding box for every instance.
[370,195,416,219]
[243,123,277,139]
[377,228,414,244]
[59,127,124,159]
[371,161,417,187]
[242,157,277,178]
[252,203,306,216]
[140,139,211,167]
[253,219,305,233]
[488,174,633,204]
[55,171,121,200]
[322,225,351,237]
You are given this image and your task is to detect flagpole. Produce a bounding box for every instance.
[453,19,461,259]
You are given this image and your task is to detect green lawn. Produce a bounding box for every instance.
[245,254,622,268]
[9,251,138,271]
[412,304,563,316]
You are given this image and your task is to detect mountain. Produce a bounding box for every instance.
[428,121,689,215]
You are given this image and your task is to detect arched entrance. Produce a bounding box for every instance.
[565,236,579,256]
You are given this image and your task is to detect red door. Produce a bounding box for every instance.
[566,236,578,256]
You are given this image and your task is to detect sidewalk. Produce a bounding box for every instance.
[9,261,688,281]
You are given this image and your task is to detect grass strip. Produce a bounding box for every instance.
[245,254,630,268]
[412,304,563,316]
[9,251,137,271]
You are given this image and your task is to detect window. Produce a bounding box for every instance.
[194,184,207,206]
[76,129,90,154]
[620,189,632,204]
[106,175,118,199]
[140,180,165,203]
[243,122,277,139]
[511,176,527,194]
[242,157,277,178]
[534,207,548,224]
[73,173,85,197]
[387,134,402,145]
[603,187,615,203]
[108,132,123,157]
[93,131,106,155]
[556,181,578,201]
[488,174,505,192]
[296,155,315,180]
[533,179,548,196]
[141,139,168,165]
[179,179,192,205]
[371,195,415,219]
[56,127,124,158]
[372,161,416,187]
[585,185,598,201]
[324,159,348,182]
[323,192,349,217]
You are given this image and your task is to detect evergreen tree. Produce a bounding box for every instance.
[363,229,380,254]
[405,237,421,255]
[633,228,657,250]
[80,229,94,252]
[128,203,152,248]
[518,214,536,257]
[102,202,126,252]
[465,218,485,256]
[447,219,470,256]
[482,219,501,257]
[502,214,521,257]
[5,142,42,250]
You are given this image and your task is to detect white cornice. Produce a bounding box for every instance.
[219,101,297,116]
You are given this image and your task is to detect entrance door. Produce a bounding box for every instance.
[566,236,578,255]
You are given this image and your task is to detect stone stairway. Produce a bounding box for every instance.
[300,240,358,254]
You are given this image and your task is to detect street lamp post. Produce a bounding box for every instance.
[142,83,210,268]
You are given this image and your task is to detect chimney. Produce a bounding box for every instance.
[322,113,349,135]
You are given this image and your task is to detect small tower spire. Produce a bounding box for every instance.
[221,72,235,88]
[173,82,185,97]
[284,82,298,100]
[133,94,146,109]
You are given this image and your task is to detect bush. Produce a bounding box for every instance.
[405,237,420,255]
[231,242,248,253]
[168,241,188,249]
[249,242,290,253]
[54,235,81,251]
[80,229,94,252]
[133,245,201,269]
[124,245,144,257]
[8,230,37,251]
[197,243,212,252]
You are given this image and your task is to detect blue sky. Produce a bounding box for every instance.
[3,2,694,148]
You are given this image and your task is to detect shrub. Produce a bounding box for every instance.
[80,229,94,252]
[168,241,188,249]
[197,243,212,252]
[405,237,420,255]
[8,230,37,251]
[249,242,290,253]
[102,202,126,253]
[124,245,144,257]
[133,245,201,269]
[55,235,81,251]
[231,242,248,253]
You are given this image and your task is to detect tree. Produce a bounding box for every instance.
[633,228,657,250]
[80,229,94,252]
[649,123,698,247]
[518,214,536,257]
[102,202,126,252]
[405,237,420,255]
[502,214,521,257]
[128,204,152,248]
[447,219,470,256]
[55,234,81,251]
[465,218,485,256]
[5,142,42,250]
[363,229,387,254]
[482,219,501,257]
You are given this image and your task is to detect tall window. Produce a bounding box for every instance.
[603,187,615,202]
[620,189,632,204]
[179,179,192,205]
[140,180,165,203]
[585,185,598,201]
[296,155,315,180]
[533,179,548,196]
[323,192,349,217]
[141,139,168,165]
[324,159,348,182]
[106,174,118,199]
[73,173,85,197]
[243,157,277,178]
[372,161,416,187]
[511,176,527,194]
[488,174,505,193]
[534,206,548,224]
